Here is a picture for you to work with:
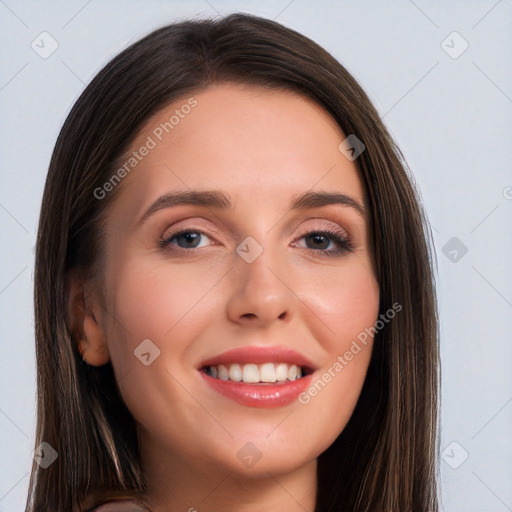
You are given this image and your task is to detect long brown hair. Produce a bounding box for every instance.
[27,13,440,511]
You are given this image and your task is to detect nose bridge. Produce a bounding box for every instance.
[227,235,293,324]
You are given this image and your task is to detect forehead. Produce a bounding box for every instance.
[110,82,365,221]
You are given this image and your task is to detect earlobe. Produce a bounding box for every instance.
[82,314,110,366]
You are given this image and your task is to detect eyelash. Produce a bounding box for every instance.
[159,226,353,258]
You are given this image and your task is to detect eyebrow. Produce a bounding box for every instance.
[137,189,366,226]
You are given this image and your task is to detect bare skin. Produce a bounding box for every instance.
[68,82,380,512]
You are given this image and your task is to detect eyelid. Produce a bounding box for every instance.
[299,218,349,235]
[160,217,222,238]
[161,217,349,242]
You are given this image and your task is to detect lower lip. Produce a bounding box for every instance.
[200,371,313,408]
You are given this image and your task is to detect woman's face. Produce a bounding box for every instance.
[88,82,379,479]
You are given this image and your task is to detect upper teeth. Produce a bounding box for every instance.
[207,363,303,383]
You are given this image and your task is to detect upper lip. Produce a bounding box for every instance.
[199,345,317,373]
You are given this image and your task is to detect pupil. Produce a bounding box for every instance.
[179,232,199,247]
[310,234,328,249]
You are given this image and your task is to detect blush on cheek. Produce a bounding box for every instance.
[306,269,379,344]
[110,262,197,334]
[104,258,224,380]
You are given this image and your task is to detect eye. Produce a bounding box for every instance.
[160,229,214,250]
[159,226,353,257]
[294,228,353,257]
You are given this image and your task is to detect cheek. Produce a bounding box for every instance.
[324,275,379,333]
[101,256,226,434]
[103,255,227,377]
[295,260,379,430]
[299,257,380,349]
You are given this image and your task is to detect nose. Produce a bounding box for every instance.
[226,245,294,327]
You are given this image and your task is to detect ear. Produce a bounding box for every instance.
[65,268,110,367]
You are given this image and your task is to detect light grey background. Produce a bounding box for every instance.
[1,1,511,510]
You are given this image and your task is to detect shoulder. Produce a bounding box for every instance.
[88,498,152,512]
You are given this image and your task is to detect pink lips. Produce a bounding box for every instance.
[198,346,315,408]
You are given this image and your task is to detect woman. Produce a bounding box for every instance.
[26,13,440,512]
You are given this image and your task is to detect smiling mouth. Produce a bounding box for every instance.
[202,362,312,384]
